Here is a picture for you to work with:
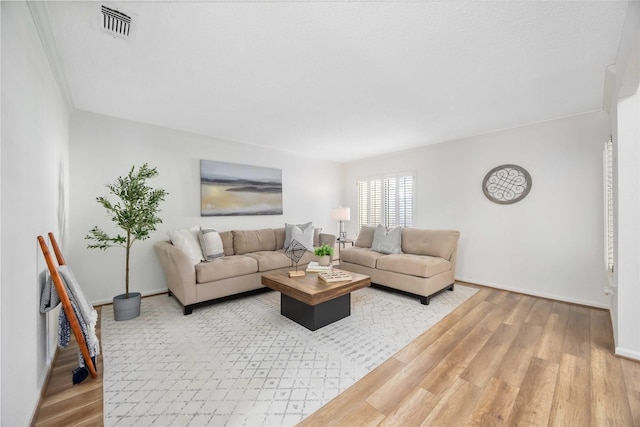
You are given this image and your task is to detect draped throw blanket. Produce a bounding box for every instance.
[40,266,100,382]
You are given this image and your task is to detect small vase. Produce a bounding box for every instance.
[318,255,331,266]
[113,292,141,321]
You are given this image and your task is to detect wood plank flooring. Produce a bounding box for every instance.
[299,286,640,426]
[32,286,640,426]
[32,308,103,427]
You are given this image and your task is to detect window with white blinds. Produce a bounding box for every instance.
[604,137,614,274]
[358,173,414,230]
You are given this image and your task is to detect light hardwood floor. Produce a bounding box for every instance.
[32,309,103,427]
[33,286,640,426]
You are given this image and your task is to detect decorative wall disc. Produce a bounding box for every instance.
[482,164,532,204]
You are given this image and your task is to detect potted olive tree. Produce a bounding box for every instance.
[86,164,168,321]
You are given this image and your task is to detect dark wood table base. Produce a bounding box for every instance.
[261,269,370,331]
[281,293,350,331]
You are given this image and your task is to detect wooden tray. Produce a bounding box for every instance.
[318,270,352,283]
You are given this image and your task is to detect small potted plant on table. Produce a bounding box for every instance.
[314,244,334,267]
[85,164,168,321]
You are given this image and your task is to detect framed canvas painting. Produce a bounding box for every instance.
[200,160,283,216]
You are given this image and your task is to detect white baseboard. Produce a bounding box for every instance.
[92,288,168,306]
[28,350,57,426]
[615,346,640,361]
[455,277,610,309]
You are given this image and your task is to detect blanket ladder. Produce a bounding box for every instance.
[38,232,97,379]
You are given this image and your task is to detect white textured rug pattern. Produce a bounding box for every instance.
[102,284,477,426]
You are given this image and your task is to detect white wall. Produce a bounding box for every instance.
[68,111,342,304]
[343,112,610,308]
[616,91,640,360]
[1,2,70,425]
[608,1,640,361]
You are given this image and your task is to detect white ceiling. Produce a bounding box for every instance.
[45,1,629,162]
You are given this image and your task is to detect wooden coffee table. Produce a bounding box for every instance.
[261,269,371,331]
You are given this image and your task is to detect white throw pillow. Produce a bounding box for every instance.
[198,228,224,261]
[371,224,403,254]
[284,222,312,249]
[289,224,315,252]
[168,226,204,266]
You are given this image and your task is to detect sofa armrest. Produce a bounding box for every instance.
[449,244,459,281]
[319,233,336,248]
[154,241,197,306]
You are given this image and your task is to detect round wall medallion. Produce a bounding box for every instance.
[482,164,532,204]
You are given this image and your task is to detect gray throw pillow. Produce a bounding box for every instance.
[371,224,403,254]
[284,222,312,249]
[290,224,315,252]
[198,228,225,261]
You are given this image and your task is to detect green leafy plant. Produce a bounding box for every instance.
[86,164,168,298]
[314,244,334,257]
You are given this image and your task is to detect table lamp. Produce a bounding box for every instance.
[331,207,350,241]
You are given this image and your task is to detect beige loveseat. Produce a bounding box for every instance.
[339,226,460,305]
[155,228,336,314]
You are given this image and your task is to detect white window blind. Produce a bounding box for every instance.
[398,174,413,227]
[358,173,414,230]
[384,177,397,226]
[357,180,368,231]
[370,179,382,226]
[604,137,614,274]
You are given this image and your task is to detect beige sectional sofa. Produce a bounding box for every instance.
[155,227,336,314]
[339,226,460,305]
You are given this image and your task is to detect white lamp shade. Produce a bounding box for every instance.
[331,207,351,221]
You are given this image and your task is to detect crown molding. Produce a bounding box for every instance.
[27,1,75,112]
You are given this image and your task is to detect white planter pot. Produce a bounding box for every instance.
[318,255,331,266]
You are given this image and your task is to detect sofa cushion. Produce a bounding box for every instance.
[168,226,204,266]
[195,255,258,283]
[340,246,385,268]
[376,254,451,278]
[198,228,224,261]
[233,229,276,255]
[355,225,376,248]
[371,225,403,254]
[298,249,316,266]
[278,248,315,267]
[219,231,234,256]
[274,227,286,250]
[245,251,292,272]
[401,229,460,260]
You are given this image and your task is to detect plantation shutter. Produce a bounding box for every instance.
[384,176,397,227]
[604,137,614,273]
[398,174,414,227]
[358,180,368,231]
[370,179,382,227]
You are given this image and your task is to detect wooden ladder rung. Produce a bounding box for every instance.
[38,234,97,379]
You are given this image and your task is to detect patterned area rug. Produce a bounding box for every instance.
[102,284,477,426]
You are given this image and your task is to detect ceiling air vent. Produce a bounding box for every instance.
[100,5,132,39]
